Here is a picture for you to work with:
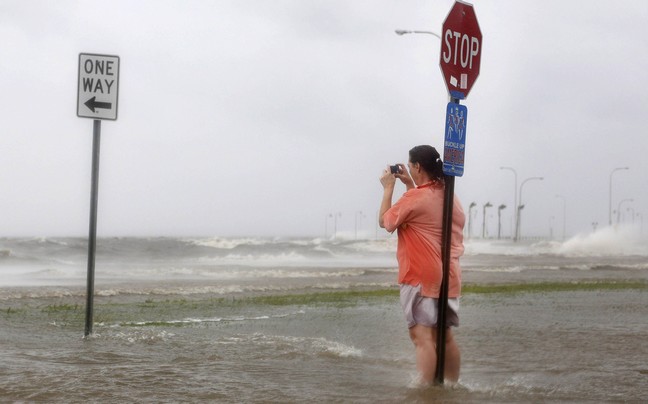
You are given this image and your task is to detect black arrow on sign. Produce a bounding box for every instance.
[84,96,112,113]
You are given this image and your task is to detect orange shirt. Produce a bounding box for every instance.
[383,182,465,298]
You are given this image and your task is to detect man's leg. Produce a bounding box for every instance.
[409,325,461,384]
[409,324,436,384]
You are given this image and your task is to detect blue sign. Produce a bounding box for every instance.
[442,102,467,177]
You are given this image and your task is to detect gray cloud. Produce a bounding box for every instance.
[1,0,646,238]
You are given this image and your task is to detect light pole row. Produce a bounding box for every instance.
[324,211,368,240]
[466,202,508,240]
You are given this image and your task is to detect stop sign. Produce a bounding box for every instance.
[439,1,482,100]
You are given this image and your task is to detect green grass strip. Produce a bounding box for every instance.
[244,289,397,306]
[231,281,648,306]
[462,281,648,295]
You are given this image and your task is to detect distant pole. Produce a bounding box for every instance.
[516,204,524,240]
[516,177,543,241]
[355,211,364,240]
[637,213,643,234]
[500,167,517,240]
[555,195,566,240]
[467,202,476,238]
[549,216,555,239]
[481,202,492,238]
[497,204,506,239]
[616,199,633,225]
[627,208,635,224]
[324,214,331,238]
[375,210,379,240]
[333,212,341,239]
[609,167,629,226]
[85,119,101,337]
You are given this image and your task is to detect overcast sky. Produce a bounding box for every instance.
[1,0,647,238]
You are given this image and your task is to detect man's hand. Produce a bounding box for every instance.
[380,166,397,189]
[394,163,415,190]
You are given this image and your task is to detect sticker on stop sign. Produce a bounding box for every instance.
[439,1,482,100]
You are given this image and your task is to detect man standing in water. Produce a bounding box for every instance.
[379,145,465,385]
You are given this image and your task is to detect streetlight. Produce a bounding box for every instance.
[467,202,477,239]
[355,211,365,240]
[325,214,334,239]
[609,167,629,226]
[517,204,525,240]
[549,216,555,239]
[331,212,342,239]
[555,194,566,240]
[616,199,633,225]
[395,30,442,39]
[500,167,518,240]
[637,213,644,234]
[516,176,544,241]
[497,204,506,240]
[482,202,492,239]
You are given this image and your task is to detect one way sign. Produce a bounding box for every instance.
[77,53,120,120]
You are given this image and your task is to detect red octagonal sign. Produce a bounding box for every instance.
[439,1,482,100]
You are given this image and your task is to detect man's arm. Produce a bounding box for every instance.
[379,167,396,228]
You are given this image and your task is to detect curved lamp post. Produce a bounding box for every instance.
[482,202,492,239]
[609,167,629,226]
[467,202,477,239]
[395,30,441,39]
[627,207,635,224]
[616,199,633,225]
[497,204,507,240]
[516,176,543,241]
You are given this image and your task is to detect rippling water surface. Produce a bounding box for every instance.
[1,233,647,402]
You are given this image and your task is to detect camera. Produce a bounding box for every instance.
[390,165,400,174]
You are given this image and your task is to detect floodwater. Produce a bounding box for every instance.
[1,234,647,402]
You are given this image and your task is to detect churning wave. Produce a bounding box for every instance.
[464,225,648,257]
[2,228,647,298]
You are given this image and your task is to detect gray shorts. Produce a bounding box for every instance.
[400,284,459,329]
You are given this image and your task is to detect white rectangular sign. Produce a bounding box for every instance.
[77,53,120,120]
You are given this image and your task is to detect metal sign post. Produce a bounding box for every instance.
[85,120,101,336]
[77,53,120,336]
[436,171,455,383]
[435,1,481,384]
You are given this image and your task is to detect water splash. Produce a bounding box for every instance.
[558,225,647,256]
